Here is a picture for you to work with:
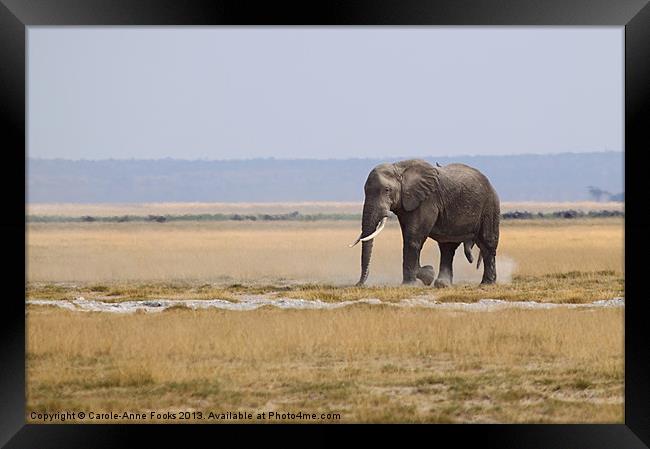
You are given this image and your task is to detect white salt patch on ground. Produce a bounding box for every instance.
[27,296,624,314]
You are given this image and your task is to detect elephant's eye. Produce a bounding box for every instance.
[385,186,391,193]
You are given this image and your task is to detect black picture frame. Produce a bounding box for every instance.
[2,1,648,447]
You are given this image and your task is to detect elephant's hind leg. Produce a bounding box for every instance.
[477,213,499,285]
[476,240,497,285]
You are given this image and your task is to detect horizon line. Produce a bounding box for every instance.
[27,150,624,163]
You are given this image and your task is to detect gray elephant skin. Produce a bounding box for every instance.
[350,159,500,287]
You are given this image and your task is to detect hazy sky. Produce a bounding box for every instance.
[28,27,623,160]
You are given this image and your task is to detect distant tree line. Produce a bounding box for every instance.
[587,186,624,202]
[28,209,624,224]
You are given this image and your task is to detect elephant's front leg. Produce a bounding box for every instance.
[402,237,425,285]
[435,242,460,288]
[398,210,437,286]
[401,235,435,285]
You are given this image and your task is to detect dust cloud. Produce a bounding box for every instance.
[350,244,516,287]
[452,253,517,285]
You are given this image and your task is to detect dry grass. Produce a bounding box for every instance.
[26,306,623,423]
[26,218,623,284]
[26,201,623,217]
[25,205,625,423]
[27,270,622,305]
[498,219,624,276]
[279,271,623,304]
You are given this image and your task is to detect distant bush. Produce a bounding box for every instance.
[500,210,624,220]
[587,210,624,217]
[146,215,167,223]
[552,210,580,219]
[609,192,624,202]
[501,211,534,220]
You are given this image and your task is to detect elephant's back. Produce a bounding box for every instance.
[438,163,500,214]
[442,163,488,180]
[440,164,496,193]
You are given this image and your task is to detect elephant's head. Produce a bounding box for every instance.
[350,159,440,285]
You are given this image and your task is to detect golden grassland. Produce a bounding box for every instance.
[27,201,623,217]
[27,306,623,423]
[26,218,623,286]
[25,212,624,423]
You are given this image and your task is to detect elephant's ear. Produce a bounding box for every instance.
[400,160,439,211]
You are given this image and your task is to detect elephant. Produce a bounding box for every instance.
[350,159,500,287]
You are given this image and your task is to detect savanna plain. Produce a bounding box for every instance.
[26,202,624,423]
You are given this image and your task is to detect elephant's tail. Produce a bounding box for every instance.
[463,240,484,269]
[463,241,474,264]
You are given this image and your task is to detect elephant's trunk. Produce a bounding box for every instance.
[356,203,387,286]
[357,240,374,286]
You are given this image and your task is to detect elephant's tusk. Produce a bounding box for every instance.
[360,217,388,242]
[348,235,362,248]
